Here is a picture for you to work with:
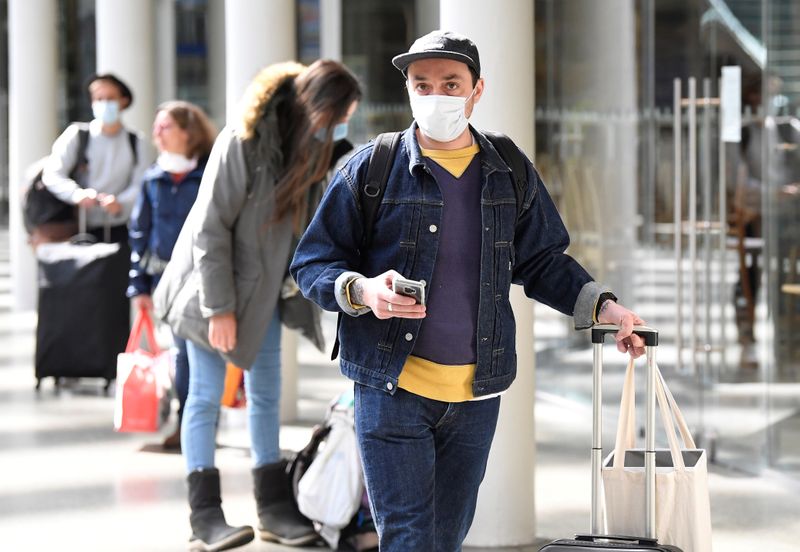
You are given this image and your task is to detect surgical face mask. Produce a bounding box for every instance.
[332,121,349,141]
[92,100,121,125]
[315,121,349,142]
[409,88,476,143]
[157,151,198,174]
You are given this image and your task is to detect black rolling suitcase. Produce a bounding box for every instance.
[34,211,130,392]
[539,325,683,552]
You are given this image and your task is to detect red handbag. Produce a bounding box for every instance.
[114,308,171,432]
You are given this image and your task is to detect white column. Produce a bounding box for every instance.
[320,0,342,61]
[155,0,177,105]
[8,0,60,310]
[206,0,226,129]
[280,331,299,422]
[224,0,296,126]
[95,0,157,158]
[563,1,638,294]
[441,0,537,546]
[224,0,298,419]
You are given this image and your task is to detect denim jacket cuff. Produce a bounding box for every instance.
[573,281,613,330]
[335,271,372,317]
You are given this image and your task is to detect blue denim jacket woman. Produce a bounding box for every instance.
[127,100,216,451]
[127,159,206,297]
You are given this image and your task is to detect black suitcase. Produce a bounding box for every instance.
[539,325,683,552]
[34,216,130,392]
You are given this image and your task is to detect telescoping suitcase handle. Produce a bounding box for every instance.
[590,324,659,539]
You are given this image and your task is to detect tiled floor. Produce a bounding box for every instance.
[1,235,799,551]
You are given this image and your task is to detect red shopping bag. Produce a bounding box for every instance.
[114,308,171,432]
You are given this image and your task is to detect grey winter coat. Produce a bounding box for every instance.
[153,63,324,369]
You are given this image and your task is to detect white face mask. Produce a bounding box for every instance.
[409,88,476,143]
[157,151,198,174]
[92,100,121,125]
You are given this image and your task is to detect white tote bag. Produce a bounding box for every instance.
[296,409,364,530]
[602,358,713,552]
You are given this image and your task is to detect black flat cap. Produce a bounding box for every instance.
[392,30,480,77]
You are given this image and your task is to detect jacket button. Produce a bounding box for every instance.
[429,224,438,233]
[405,333,413,341]
[386,382,394,391]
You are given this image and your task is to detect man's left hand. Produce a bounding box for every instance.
[597,300,647,358]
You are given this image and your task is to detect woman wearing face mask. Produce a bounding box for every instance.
[154,60,361,552]
[128,101,217,451]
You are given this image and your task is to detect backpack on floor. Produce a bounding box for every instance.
[288,392,378,551]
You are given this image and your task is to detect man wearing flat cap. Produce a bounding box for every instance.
[42,72,147,243]
[292,30,646,550]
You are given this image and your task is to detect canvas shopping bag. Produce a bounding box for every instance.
[114,308,171,432]
[602,358,713,552]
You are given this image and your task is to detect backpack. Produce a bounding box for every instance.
[288,391,378,551]
[23,126,138,233]
[330,130,529,360]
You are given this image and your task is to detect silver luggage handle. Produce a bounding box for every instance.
[591,324,659,346]
[590,324,659,540]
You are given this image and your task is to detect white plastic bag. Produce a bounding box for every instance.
[296,409,364,529]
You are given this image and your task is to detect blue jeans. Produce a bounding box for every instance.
[182,310,282,472]
[354,384,501,552]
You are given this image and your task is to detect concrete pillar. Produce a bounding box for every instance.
[563,0,638,294]
[155,0,177,105]
[224,0,298,420]
[206,0,226,128]
[95,0,157,159]
[320,0,342,61]
[440,0,537,546]
[8,0,60,310]
[224,0,295,126]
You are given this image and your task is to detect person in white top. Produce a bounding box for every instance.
[42,73,148,241]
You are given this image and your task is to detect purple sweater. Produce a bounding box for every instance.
[411,155,483,365]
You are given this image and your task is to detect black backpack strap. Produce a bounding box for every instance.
[69,128,91,181]
[483,131,528,220]
[330,131,402,361]
[127,131,139,164]
[360,131,402,249]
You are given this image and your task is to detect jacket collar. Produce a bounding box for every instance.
[403,122,511,176]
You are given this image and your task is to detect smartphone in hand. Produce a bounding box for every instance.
[392,276,426,305]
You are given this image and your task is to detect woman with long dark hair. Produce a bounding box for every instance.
[154,60,361,551]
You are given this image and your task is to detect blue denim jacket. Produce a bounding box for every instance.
[127,159,205,297]
[291,124,609,397]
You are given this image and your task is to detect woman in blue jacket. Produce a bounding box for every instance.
[128,100,217,450]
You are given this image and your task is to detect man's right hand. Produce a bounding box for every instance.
[209,312,237,353]
[351,270,426,320]
[72,188,98,209]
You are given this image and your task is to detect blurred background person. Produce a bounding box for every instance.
[128,100,217,451]
[154,60,361,551]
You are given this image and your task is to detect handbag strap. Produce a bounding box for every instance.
[612,357,637,468]
[657,367,696,448]
[125,308,162,355]
[654,365,686,469]
[612,357,690,470]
